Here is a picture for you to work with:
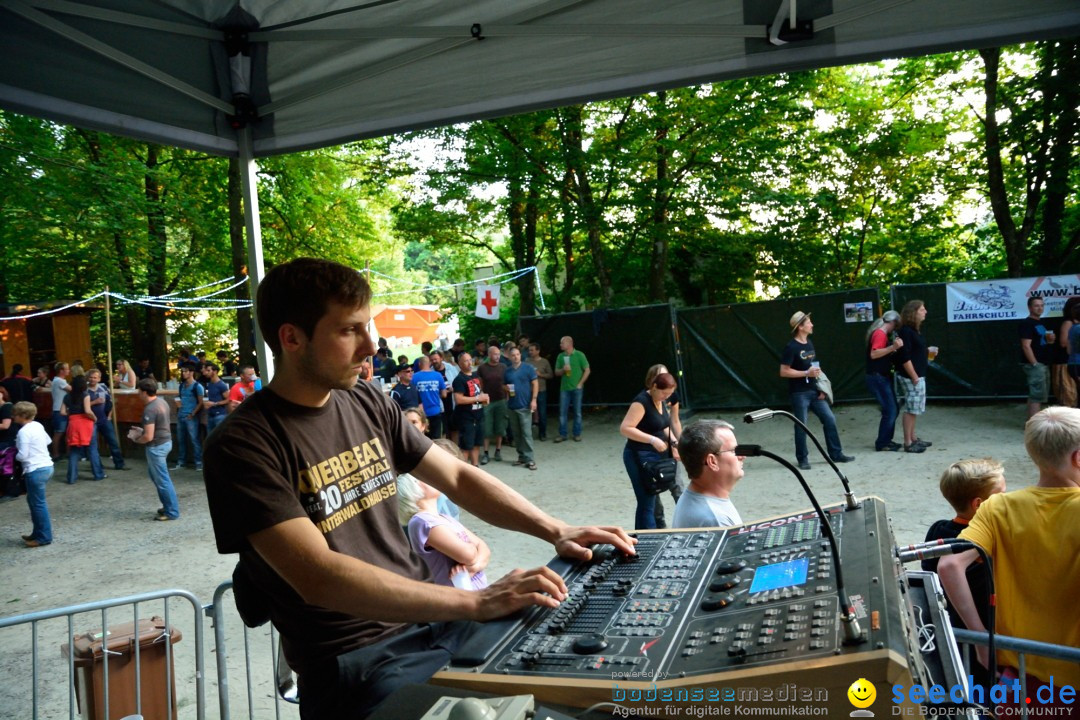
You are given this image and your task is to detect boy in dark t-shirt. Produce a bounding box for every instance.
[202,258,634,720]
[923,458,1003,691]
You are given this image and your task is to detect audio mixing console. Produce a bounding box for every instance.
[433,497,944,715]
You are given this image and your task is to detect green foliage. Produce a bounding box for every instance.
[4,36,1077,363]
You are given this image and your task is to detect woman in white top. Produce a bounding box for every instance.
[114,359,136,390]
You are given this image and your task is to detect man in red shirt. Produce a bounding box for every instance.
[228,365,260,412]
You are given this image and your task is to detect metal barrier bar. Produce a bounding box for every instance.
[0,589,206,720]
[952,628,1080,703]
[209,580,233,720]
[207,580,299,720]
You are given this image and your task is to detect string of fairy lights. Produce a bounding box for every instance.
[0,265,545,322]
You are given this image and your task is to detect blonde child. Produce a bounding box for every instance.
[397,428,489,590]
[403,409,459,518]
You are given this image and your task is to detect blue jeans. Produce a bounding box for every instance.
[67,427,106,483]
[176,415,202,466]
[623,444,660,530]
[207,412,227,435]
[535,390,548,438]
[25,466,54,544]
[865,374,898,449]
[558,387,583,439]
[789,389,844,464]
[146,441,179,519]
[95,418,125,468]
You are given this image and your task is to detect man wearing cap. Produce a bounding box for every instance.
[865,310,905,452]
[779,311,854,470]
[390,365,420,411]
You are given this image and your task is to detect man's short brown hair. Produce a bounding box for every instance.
[256,257,372,357]
[137,378,158,395]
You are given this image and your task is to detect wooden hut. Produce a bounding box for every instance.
[0,299,99,377]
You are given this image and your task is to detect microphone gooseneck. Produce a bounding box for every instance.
[743,407,859,510]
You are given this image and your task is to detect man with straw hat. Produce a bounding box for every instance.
[779,311,855,470]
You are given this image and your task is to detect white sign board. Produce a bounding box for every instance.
[945,275,1080,322]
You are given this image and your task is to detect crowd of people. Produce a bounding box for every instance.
[1,349,258,543]
[360,331,590,473]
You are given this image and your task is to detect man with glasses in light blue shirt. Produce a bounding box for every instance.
[672,419,745,529]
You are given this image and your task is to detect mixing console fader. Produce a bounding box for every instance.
[434,497,921,714]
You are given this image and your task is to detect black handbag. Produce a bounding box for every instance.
[638,399,677,495]
[640,457,678,495]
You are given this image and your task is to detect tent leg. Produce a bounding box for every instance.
[238,128,275,381]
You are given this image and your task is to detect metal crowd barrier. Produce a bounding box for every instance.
[4,584,1077,719]
[0,589,205,720]
[207,580,298,720]
[954,628,1080,693]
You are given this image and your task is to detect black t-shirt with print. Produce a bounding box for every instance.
[203,382,433,674]
[780,339,819,394]
[452,372,485,419]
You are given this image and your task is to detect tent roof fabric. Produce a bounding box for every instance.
[3,0,1078,157]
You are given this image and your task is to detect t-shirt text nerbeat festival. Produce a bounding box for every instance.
[298,437,397,534]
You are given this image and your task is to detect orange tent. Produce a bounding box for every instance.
[371,305,442,346]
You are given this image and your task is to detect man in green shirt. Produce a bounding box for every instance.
[554,335,591,442]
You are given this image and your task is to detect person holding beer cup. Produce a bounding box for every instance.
[1019,296,1054,419]
[896,300,934,452]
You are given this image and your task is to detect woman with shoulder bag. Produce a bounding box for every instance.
[644,364,685,528]
[620,372,680,529]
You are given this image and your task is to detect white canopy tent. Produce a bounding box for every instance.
[4,0,1079,375]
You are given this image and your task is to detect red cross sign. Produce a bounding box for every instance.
[475,284,501,320]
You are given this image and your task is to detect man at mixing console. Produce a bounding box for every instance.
[938,407,1080,712]
[671,419,745,529]
[203,257,636,720]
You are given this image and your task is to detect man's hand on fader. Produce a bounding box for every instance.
[553,525,637,562]
[470,567,568,620]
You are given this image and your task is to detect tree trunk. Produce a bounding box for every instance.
[1037,39,1080,272]
[519,176,539,315]
[558,170,576,311]
[560,106,613,306]
[648,91,670,301]
[980,46,1053,278]
[507,171,527,306]
[229,157,256,368]
[143,145,170,380]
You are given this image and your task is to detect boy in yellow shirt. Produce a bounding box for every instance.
[939,407,1080,714]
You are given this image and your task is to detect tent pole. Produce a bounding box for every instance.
[237,128,274,382]
[105,286,121,446]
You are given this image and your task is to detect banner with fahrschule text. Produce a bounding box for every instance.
[946,274,1080,323]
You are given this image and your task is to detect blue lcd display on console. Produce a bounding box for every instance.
[748,557,809,594]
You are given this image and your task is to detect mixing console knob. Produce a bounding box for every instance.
[710,575,742,592]
[716,560,748,574]
[572,633,609,655]
[700,594,736,611]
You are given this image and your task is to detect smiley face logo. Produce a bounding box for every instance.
[847,678,876,709]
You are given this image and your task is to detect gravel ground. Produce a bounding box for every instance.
[0,401,1040,718]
